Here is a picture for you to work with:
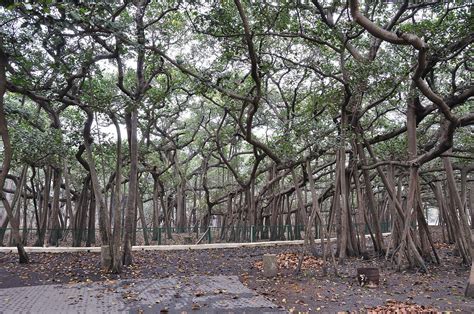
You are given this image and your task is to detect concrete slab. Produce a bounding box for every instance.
[0,275,282,313]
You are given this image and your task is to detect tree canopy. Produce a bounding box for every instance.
[0,0,472,273]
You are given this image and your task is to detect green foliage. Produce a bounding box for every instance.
[0,0,471,215]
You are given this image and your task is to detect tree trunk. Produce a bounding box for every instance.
[152,175,160,241]
[122,109,138,265]
[83,108,110,245]
[6,166,27,247]
[470,182,474,229]
[356,141,384,253]
[337,147,350,262]
[174,154,187,232]
[72,177,90,247]
[48,167,62,246]
[109,114,122,273]
[137,191,149,245]
[0,45,28,263]
[63,162,73,229]
[36,166,51,246]
[352,159,367,255]
[364,142,426,271]
[443,153,472,264]
[86,193,96,246]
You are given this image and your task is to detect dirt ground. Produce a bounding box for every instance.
[0,241,472,312]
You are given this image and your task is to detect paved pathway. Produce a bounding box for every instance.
[0,275,281,313]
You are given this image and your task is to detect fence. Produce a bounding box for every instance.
[0,222,391,247]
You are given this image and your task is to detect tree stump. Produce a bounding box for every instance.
[263,254,278,277]
[357,267,379,288]
[465,231,474,298]
[101,245,111,269]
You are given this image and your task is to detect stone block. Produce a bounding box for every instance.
[262,254,278,277]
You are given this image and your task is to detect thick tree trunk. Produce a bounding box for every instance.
[86,193,96,246]
[83,108,110,245]
[72,177,90,247]
[174,153,187,232]
[21,194,28,245]
[306,160,326,256]
[109,114,122,273]
[137,192,149,245]
[152,175,160,241]
[132,196,138,246]
[364,143,426,271]
[407,95,431,260]
[0,45,28,263]
[443,153,472,264]
[337,147,350,262]
[63,162,73,229]
[30,168,40,237]
[0,215,8,246]
[36,166,51,246]
[123,109,138,265]
[352,160,367,255]
[6,166,27,247]
[385,165,401,255]
[48,167,62,246]
[162,193,172,240]
[470,182,474,229]
[356,141,384,253]
[291,167,307,241]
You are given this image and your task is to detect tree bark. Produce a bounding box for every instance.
[0,44,28,263]
[86,193,96,247]
[109,114,122,273]
[137,190,149,245]
[122,109,138,265]
[63,162,73,229]
[36,166,51,246]
[443,153,472,264]
[48,167,62,246]
[82,108,110,244]
[356,141,384,253]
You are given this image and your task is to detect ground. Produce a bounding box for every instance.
[0,241,472,313]
[0,275,279,313]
